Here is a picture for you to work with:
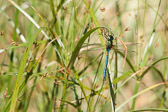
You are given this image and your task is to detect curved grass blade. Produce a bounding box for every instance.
[140,56,168,79]
[59,99,77,108]
[151,66,165,82]
[129,108,168,112]
[8,0,49,39]
[68,27,102,68]
[114,69,144,94]
[115,82,165,112]
[8,0,66,66]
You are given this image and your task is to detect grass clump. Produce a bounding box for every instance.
[0,0,168,112]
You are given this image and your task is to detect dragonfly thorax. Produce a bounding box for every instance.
[108,35,114,41]
[106,35,114,49]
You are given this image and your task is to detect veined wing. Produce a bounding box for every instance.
[81,42,140,53]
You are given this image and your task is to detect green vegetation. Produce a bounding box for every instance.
[0,0,168,112]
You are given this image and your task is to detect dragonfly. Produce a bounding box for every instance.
[102,28,132,81]
[103,28,115,80]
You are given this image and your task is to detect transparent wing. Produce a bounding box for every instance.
[82,42,140,53]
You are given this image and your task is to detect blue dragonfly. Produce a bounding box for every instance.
[103,30,114,80]
[102,28,129,81]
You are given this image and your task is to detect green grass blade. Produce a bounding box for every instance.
[140,56,168,78]
[0,7,26,43]
[116,50,136,72]
[131,81,140,110]
[114,69,143,94]
[140,30,155,68]
[68,27,102,68]
[151,66,165,82]
[9,30,40,112]
[8,0,49,40]
[130,108,168,112]
[107,69,115,112]
[115,83,165,112]
[113,71,133,85]
[78,52,103,76]
[73,68,91,112]
[81,0,104,45]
